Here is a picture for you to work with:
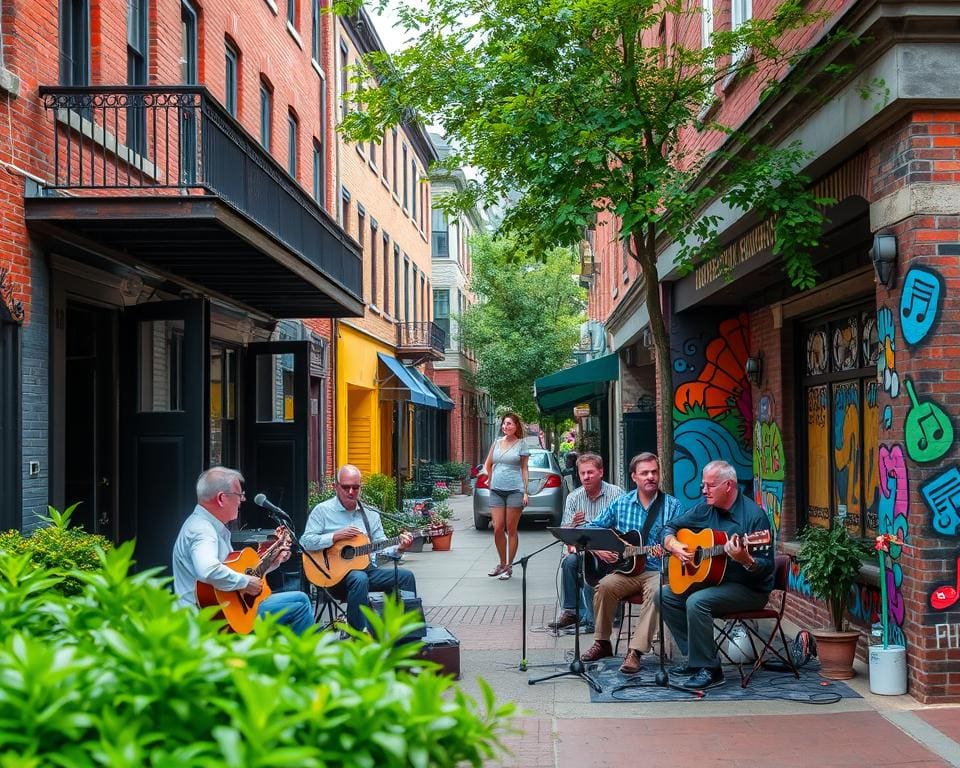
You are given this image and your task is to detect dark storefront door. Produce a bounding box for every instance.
[119,299,209,572]
[242,341,309,536]
[621,409,657,486]
[0,317,19,530]
[64,303,116,538]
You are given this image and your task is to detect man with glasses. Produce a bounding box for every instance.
[301,464,417,632]
[172,466,314,633]
[657,460,773,690]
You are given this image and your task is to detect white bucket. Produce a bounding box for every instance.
[868,645,907,695]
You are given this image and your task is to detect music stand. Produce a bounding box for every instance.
[528,527,623,693]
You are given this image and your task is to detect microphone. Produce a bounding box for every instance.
[254,494,292,525]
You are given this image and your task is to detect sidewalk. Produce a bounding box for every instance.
[402,494,960,768]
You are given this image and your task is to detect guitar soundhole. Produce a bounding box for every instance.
[342,546,355,560]
[692,549,703,567]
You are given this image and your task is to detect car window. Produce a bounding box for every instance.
[528,452,551,469]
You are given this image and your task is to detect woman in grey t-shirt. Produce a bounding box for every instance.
[481,412,530,579]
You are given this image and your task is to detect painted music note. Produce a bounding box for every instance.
[930,556,960,611]
[921,466,960,536]
[904,378,954,464]
[900,267,943,345]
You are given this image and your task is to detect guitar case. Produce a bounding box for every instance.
[416,625,461,679]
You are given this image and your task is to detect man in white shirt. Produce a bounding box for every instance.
[172,466,314,634]
[301,464,417,631]
[547,453,624,633]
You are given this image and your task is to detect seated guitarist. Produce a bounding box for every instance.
[657,460,773,690]
[579,452,682,675]
[172,466,315,634]
[548,452,624,634]
[300,464,417,632]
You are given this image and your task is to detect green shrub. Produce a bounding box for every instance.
[308,477,337,508]
[0,542,515,767]
[362,473,398,515]
[437,461,470,481]
[0,504,111,596]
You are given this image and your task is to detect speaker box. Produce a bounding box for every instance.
[416,625,461,679]
[368,591,427,642]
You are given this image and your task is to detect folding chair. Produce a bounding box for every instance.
[714,554,800,687]
[308,583,347,631]
[614,593,645,655]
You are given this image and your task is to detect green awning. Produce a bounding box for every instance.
[533,353,619,415]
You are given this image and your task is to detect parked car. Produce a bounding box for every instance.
[473,449,566,529]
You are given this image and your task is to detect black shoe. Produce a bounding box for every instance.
[669,662,693,676]
[681,667,725,690]
[547,610,579,630]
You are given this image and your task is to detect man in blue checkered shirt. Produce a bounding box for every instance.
[579,452,682,675]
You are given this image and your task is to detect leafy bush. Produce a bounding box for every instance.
[362,473,398,515]
[0,504,111,595]
[307,477,337,508]
[0,542,515,767]
[437,461,470,481]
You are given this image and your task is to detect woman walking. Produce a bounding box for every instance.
[481,412,530,580]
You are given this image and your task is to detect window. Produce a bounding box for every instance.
[341,186,351,230]
[420,274,426,322]
[127,0,150,153]
[339,40,349,121]
[369,139,377,168]
[432,209,449,257]
[179,1,198,181]
[370,218,378,306]
[287,0,297,29]
[313,139,325,207]
[382,231,390,314]
[403,258,410,321]
[402,144,408,209]
[731,0,751,62]
[59,0,90,86]
[381,132,388,178]
[394,245,401,319]
[433,289,450,340]
[411,161,417,221]
[701,0,714,49]
[311,0,320,62]
[391,129,398,194]
[800,303,880,540]
[287,110,299,177]
[357,205,365,251]
[259,80,273,149]
[224,41,239,117]
[412,266,418,322]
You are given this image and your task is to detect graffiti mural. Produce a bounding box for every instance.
[833,381,862,530]
[672,313,753,509]
[806,385,831,526]
[753,393,785,532]
[904,377,953,464]
[930,553,960,611]
[877,306,899,400]
[879,444,909,644]
[921,468,960,537]
[899,266,944,346]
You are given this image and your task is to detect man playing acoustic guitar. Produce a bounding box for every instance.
[300,464,417,632]
[172,467,315,634]
[657,460,773,690]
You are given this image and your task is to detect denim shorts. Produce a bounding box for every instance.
[489,488,524,509]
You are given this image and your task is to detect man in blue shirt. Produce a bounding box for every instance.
[579,453,682,674]
[301,464,417,631]
[658,459,773,690]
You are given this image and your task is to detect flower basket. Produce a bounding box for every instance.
[430,528,453,551]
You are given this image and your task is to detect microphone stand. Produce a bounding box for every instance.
[508,538,563,671]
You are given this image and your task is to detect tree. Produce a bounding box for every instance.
[456,235,585,422]
[338,0,841,491]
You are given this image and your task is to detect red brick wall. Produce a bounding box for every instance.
[431,366,484,467]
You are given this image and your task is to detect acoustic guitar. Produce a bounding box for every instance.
[583,530,664,587]
[196,527,292,634]
[667,528,771,596]
[302,525,445,588]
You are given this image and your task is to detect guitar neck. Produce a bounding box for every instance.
[252,529,289,578]
[353,527,430,557]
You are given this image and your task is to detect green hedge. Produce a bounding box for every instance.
[0,523,515,766]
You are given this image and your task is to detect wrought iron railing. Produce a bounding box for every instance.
[397,321,447,355]
[37,85,362,299]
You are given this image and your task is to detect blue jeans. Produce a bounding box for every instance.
[258,590,315,635]
[560,552,595,625]
[331,565,418,631]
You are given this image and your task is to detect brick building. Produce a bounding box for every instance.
[0,0,363,573]
[332,7,450,484]
[575,1,960,702]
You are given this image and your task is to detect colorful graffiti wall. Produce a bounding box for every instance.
[753,393,785,533]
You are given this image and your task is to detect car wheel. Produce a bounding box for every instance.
[474,511,490,530]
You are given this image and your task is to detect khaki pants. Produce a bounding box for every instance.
[593,569,661,653]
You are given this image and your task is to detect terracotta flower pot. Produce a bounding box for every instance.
[431,531,453,551]
[812,629,860,680]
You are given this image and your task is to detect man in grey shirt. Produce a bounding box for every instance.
[301,464,417,631]
[547,453,624,633]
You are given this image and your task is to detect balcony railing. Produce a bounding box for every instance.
[397,321,447,358]
[37,85,361,300]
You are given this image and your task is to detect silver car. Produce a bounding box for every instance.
[473,449,566,529]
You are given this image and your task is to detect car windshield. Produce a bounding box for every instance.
[528,451,553,470]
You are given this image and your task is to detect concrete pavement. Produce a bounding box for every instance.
[400,493,960,767]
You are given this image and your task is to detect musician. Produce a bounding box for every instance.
[657,460,773,690]
[579,452,682,675]
[547,453,624,634]
[171,466,314,634]
[300,464,417,632]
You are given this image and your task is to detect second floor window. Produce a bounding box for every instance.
[287,111,299,177]
[313,139,325,208]
[433,289,450,340]
[60,0,90,86]
[431,209,449,257]
[259,81,272,150]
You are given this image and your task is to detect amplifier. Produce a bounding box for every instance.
[368,591,427,642]
[416,625,461,679]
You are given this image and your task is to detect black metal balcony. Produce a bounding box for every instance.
[396,321,447,362]
[25,86,363,318]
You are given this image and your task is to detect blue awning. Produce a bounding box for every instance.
[410,368,455,411]
[377,353,438,408]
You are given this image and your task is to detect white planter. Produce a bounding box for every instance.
[869,645,907,695]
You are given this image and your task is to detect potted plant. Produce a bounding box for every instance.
[427,500,455,551]
[796,519,868,679]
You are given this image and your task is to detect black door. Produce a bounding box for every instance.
[120,299,209,572]
[0,317,19,531]
[242,341,309,536]
[621,409,657,485]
